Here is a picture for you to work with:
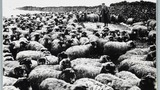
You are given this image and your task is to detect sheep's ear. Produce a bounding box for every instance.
[128,41,136,48]
[90,41,97,48]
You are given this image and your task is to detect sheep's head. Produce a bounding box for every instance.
[59,68,76,84]
[101,62,116,74]
[13,66,28,78]
[127,40,136,49]
[149,45,156,51]
[90,41,97,49]
[13,77,30,90]
[146,51,156,61]
[99,55,111,63]
[19,58,32,68]
[37,57,46,65]
[57,52,68,62]
[139,74,156,90]
[59,58,71,70]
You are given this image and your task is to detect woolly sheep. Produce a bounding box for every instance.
[118,58,155,71]
[73,62,116,79]
[26,41,46,51]
[39,78,72,90]
[103,40,135,60]
[65,43,97,60]
[16,50,45,61]
[71,55,111,67]
[73,78,113,90]
[28,65,76,90]
[128,64,156,78]
[95,73,121,86]
[50,58,71,71]
[115,71,140,86]
[45,55,59,65]
[118,48,149,62]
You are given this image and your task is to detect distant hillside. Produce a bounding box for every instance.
[17,1,156,21]
[109,1,156,21]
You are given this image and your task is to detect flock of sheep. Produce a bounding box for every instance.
[3,11,156,90]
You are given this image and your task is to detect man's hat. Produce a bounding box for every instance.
[102,3,105,5]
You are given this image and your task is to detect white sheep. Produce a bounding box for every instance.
[128,64,156,78]
[65,43,97,60]
[39,78,72,90]
[28,65,76,90]
[16,50,45,61]
[71,55,111,67]
[73,62,116,79]
[73,78,114,90]
[26,41,46,51]
[118,58,155,71]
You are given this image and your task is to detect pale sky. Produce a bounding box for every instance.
[2,0,156,17]
[3,0,156,9]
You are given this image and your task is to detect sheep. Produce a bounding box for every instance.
[130,25,148,40]
[3,86,20,90]
[3,76,17,86]
[50,58,72,71]
[118,48,149,62]
[28,65,76,90]
[73,62,116,79]
[25,41,46,51]
[146,50,156,61]
[73,78,114,90]
[118,58,155,71]
[50,39,65,56]
[103,40,136,61]
[65,42,97,60]
[128,64,156,78]
[147,19,156,30]
[115,71,140,86]
[39,78,72,90]
[16,50,45,61]
[95,73,121,86]
[45,55,59,65]
[71,55,111,67]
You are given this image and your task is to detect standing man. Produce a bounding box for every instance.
[100,3,110,27]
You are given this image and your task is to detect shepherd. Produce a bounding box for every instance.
[100,3,111,27]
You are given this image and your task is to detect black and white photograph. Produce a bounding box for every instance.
[2,0,157,90]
